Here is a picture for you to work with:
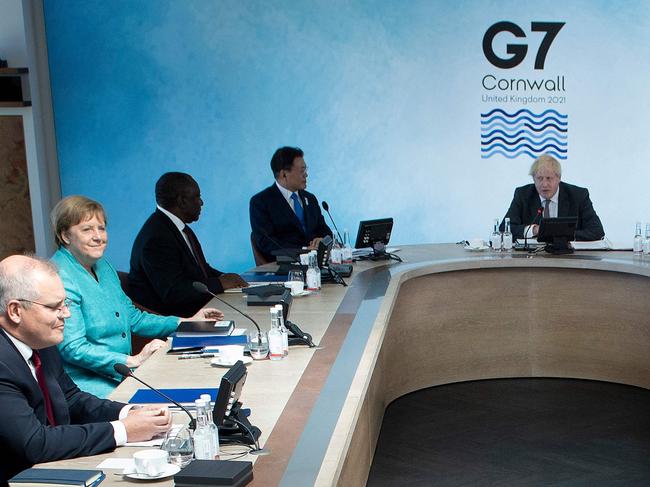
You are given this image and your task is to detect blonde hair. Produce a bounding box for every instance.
[529,154,562,179]
[50,196,107,247]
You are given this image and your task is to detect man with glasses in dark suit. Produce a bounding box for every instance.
[0,255,171,485]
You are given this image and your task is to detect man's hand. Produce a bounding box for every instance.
[185,307,224,321]
[308,237,323,249]
[531,224,540,237]
[219,273,249,290]
[122,407,172,442]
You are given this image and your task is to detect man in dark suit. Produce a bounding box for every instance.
[250,146,333,262]
[128,172,247,317]
[0,255,171,485]
[501,154,604,241]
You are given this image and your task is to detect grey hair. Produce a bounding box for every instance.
[0,256,59,313]
[529,154,562,179]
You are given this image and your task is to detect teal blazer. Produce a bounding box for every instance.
[52,247,179,398]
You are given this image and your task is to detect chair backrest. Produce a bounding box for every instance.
[250,233,270,266]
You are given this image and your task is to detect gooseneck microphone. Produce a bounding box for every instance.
[113,363,196,430]
[192,281,263,340]
[321,201,344,245]
[523,207,544,250]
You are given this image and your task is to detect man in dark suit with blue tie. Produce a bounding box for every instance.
[249,147,333,262]
[128,172,247,317]
[0,255,171,485]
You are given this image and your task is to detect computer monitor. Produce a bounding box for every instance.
[537,216,577,254]
[354,218,394,260]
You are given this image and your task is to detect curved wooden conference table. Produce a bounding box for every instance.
[43,244,650,486]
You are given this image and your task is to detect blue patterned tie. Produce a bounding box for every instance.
[291,192,306,232]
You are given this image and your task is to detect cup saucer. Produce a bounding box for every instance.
[210,356,253,367]
[123,463,180,480]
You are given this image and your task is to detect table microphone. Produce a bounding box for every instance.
[113,363,196,430]
[192,281,263,340]
[523,207,543,250]
[321,201,344,245]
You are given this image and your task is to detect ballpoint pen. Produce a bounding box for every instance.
[178,353,217,360]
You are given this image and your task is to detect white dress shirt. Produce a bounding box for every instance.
[275,181,303,214]
[524,187,559,238]
[5,332,131,445]
[157,205,199,261]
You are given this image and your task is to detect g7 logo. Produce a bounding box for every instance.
[483,21,565,69]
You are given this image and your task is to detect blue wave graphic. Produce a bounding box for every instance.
[481,143,567,153]
[481,128,568,140]
[481,108,568,119]
[480,109,568,160]
[481,149,568,160]
[481,115,568,126]
[481,136,568,147]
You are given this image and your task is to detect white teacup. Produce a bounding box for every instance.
[220,345,245,363]
[284,280,305,295]
[468,238,485,248]
[133,449,168,477]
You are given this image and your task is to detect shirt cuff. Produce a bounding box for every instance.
[111,420,127,446]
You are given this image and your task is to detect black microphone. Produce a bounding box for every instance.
[113,363,196,430]
[523,207,544,249]
[192,281,263,340]
[321,201,344,246]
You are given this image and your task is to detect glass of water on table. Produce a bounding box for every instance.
[161,423,194,467]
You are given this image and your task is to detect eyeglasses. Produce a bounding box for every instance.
[17,298,72,313]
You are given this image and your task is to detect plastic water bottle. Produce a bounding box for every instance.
[502,218,513,251]
[643,224,650,255]
[306,252,321,291]
[490,219,501,251]
[633,222,643,253]
[342,229,353,264]
[193,399,215,460]
[200,394,220,458]
[268,308,284,361]
[275,304,289,357]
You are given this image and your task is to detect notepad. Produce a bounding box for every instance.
[9,468,105,487]
[128,388,218,405]
[170,333,247,350]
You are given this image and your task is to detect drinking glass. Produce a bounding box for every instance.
[287,269,304,284]
[248,330,269,360]
[161,424,194,467]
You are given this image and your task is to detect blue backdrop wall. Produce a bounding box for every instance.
[43,0,650,271]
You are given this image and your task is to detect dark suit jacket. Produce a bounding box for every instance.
[501,181,605,241]
[249,184,333,262]
[128,209,224,318]
[0,330,124,485]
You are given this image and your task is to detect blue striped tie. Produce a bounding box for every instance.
[291,192,306,232]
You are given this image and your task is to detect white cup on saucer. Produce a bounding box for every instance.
[133,449,168,477]
[284,280,304,296]
[219,345,245,364]
[468,238,484,249]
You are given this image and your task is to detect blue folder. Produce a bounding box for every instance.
[170,333,248,349]
[240,271,286,283]
[128,388,219,405]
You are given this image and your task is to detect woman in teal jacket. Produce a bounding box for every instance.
[51,196,223,398]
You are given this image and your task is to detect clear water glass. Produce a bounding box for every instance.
[287,269,304,284]
[161,425,194,467]
[248,330,269,360]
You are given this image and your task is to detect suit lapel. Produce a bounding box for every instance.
[155,210,202,268]
[0,331,66,425]
[557,183,569,217]
[271,185,306,235]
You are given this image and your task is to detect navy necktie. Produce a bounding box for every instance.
[291,193,306,232]
[543,199,551,218]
